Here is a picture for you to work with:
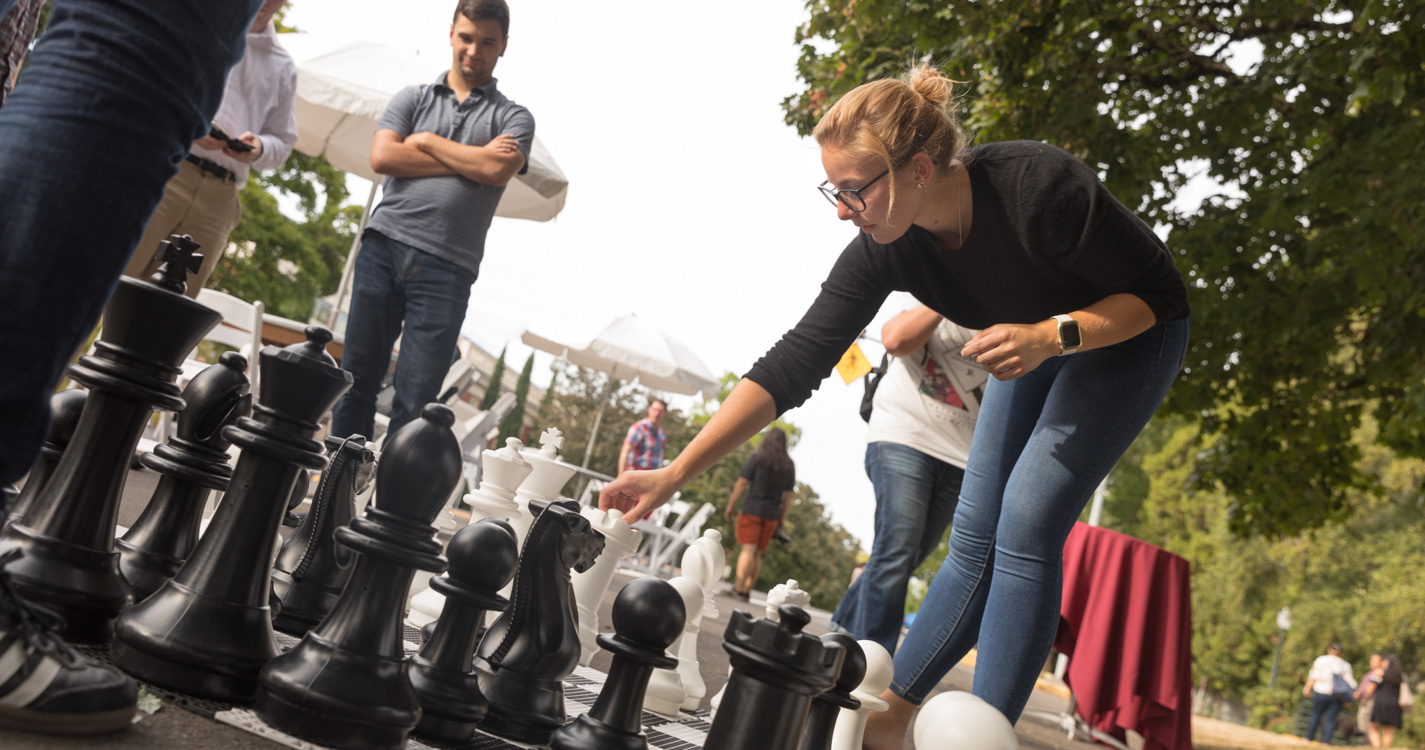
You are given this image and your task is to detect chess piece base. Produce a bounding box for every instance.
[408,657,486,739]
[255,687,411,750]
[475,657,565,745]
[0,523,130,643]
[549,714,649,750]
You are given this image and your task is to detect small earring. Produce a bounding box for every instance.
[917,181,925,189]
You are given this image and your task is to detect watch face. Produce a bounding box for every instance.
[1060,320,1082,349]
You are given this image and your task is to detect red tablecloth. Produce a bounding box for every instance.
[1054,522,1193,750]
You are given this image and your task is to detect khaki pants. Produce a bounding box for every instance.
[124,159,243,298]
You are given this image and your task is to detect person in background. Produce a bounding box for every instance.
[1364,654,1406,748]
[618,398,668,476]
[1356,652,1384,746]
[723,427,795,599]
[1302,641,1356,743]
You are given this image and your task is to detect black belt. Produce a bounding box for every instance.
[185,154,236,182]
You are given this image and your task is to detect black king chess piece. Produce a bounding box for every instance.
[408,517,520,740]
[797,633,865,750]
[0,236,220,642]
[474,498,606,745]
[117,352,252,602]
[703,605,846,750]
[255,403,463,750]
[270,434,376,636]
[111,326,351,700]
[549,576,685,750]
[8,388,87,526]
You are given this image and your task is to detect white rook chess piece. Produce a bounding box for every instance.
[710,578,810,719]
[642,576,701,716]
[677,529,725,710]
[912,691,1019,750]
[570,507,640,666]
[407,437,531,627]
[829,640,892,750]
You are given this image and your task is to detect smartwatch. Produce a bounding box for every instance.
[1053,314,1081,355]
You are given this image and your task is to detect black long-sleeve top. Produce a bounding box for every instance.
[745,140,1190,415]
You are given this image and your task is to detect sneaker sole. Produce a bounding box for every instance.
[0,705,136,735]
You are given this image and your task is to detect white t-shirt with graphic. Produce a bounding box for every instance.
[865,319,986,469]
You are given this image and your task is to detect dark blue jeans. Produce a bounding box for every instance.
[830,442,963,656]
[1307,692,1343,742]
[0,0,261,509]
[330,230,476,442]
[890,319,1188,723]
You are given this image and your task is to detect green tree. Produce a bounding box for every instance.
[480,346,507,410]
[783,0,1424,536]
[499,353,535,443]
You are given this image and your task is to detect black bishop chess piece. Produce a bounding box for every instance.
[474,498,606,745]
[0,236,220,642]
[111,326,351,700]
[8,388,87,526]
[549,576,685,750]
[703,605,847,750]
[797,633,865,750]
[117,352,251,602]
[255,403,463,750]
[270,434,376,636]
[409,517,520,740]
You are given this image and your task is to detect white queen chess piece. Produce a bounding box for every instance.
[570,506,640,666]
[829,640,892,750]
[677,529,725,710]
[642,575,701,716]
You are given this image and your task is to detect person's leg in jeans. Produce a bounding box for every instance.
[330,231,407,442]
[1307,691,1331,740]
[385,246,475,437]
[864,320,1187,745]
[1321,695,1342,743]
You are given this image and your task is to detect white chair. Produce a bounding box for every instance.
[626,497,715,577]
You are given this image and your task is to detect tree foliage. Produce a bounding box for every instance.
[499,353,534,443]
[481,346,508,411]
[784,0,1423,536]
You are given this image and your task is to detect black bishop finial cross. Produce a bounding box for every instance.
[147,234,205,294]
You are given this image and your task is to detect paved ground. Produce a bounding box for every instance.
[0,466,1111,750]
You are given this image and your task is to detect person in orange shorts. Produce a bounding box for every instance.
[723,427,796,599]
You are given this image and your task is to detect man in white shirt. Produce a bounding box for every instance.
[1303,641,1357,743]
[122,0,296,298]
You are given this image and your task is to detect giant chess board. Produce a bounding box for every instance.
[82,624,713,750]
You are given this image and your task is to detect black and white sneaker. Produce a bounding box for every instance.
[0,550,138,734]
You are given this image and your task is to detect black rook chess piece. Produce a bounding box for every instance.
[549,576,685,750]
[255,404,463,750]
[270,434,376,636]
[797,633,865,750]
[474,499,606,745]
[703,605,846,750]
[8,388,87,526]
[111,326,351,700]
[0,241,220,642]
[408,517,520,740]
[117,352,252,602]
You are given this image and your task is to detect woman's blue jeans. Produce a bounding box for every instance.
[830,442,963,656]
[890,318,1188,723]
[1306,692,1343,742]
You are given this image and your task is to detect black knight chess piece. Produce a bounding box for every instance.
[797,634,865,750]
[255,404,463,750]
[117,352,251,602]
[409,518,520,740]
[8,388,87,526]
[474,498,606,745]
[549,577,685,750]
[703,605,846,750]
[0,237,220,642]
[270,434,375,636]
[111,326,351,700]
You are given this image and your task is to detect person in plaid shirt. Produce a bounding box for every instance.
[618,398,667,475]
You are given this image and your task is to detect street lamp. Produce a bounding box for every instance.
[1269,606,1292,688]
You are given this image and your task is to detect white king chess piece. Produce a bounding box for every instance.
[570,506,640,666]
[829,640,893,750]
[406,437,532,627]
[642,576,700,716]
[677,529,725,710]
[710,578,811,719]
[505,427,578,546]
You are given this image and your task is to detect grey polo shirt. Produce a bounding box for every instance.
[366,71,535,277]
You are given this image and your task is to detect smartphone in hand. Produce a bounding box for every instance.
[209,122,255,153]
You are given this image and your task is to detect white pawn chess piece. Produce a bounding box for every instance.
[710,578,810,719]
[570,507,640,666]
[912,691,1018,750]
[677,529,725,710]
[642,576,701,716]
[829,640,892,750]
[406,437,532,627]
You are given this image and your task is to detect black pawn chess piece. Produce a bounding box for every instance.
[111,326,351,700]
[117,352,251,602]
[409,518,519,740]
[254,403,463,750]
[8,388,87,525]
[549,577,685,750]
[0,240,220,642]
[270,434,376,636]
[474,499,606,745]
[797,634,865,750]
[703,605,846,750]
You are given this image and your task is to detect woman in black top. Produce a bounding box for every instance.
[723,428,796,599]
[1365,654,1406,747]
[602,63,1188,745]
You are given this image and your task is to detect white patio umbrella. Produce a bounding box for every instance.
[277,34,569,323]
[521,314,721,471]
